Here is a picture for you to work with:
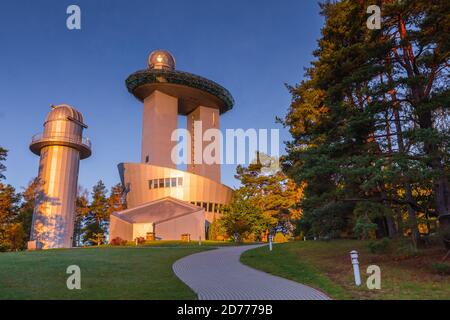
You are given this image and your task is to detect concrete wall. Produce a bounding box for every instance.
[154,209,205,241]
[109,215,133,241]
[187,106,221,182]
[141,90,178,168]
[132,223,154,239]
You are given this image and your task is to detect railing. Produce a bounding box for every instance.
[31,132,91,149]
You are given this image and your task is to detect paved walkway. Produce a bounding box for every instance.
[173,244,330,300]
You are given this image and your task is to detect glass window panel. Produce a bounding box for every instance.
[171,178,177,187]
[208,203,213,212]
[148,180,153,189]
[165,178,170,188]
[159,179,164,188]
[153,179,158,189]
[178,177,183,186]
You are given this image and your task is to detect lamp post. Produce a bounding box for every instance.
[350,250,361,286]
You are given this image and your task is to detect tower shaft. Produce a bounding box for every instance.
[141,90,178,168]
[187,106,221,182]
[32,146,80,248]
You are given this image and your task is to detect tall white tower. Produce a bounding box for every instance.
[29,104,91,249]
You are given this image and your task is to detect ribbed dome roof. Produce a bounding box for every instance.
[45,104,84,123]
[148,50,176,70]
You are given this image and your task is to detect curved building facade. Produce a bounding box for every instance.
[118,163,233,222]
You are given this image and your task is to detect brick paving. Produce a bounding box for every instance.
[173,244,330,300]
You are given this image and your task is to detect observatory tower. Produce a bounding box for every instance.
[110,50,234,241]
[29,104,91,249]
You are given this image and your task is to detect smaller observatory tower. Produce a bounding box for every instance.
[29,104,91,249]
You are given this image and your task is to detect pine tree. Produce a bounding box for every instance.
[16,178,39,246]
[82,180,109,245]
[73,187,89,247]
[0,147,7,181]
[281,0,449,244]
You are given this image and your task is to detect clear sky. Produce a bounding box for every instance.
[0,0,323,194]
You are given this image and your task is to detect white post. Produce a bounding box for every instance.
[350,250,361,286]
[269,235,273,251]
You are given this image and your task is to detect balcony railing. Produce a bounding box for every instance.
[31,132,91,149]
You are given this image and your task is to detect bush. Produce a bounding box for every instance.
[110,237,127,246]
[432,262,450,275]
[134,237,145,244]
[273,232,288,243]
[367,238,390,254]
[394,240,421,257]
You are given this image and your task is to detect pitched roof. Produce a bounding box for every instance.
[111,196,203,224]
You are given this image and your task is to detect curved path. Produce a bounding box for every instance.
[173,244,330,300]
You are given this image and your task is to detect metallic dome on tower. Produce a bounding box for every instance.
[45,104,84,123]
[148,50,176,70]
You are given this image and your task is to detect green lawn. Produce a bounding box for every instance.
[116,240,260,247]
[0,246,209,299]
[241,240,450,300]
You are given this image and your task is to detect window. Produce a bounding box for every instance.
[153,179,159,189]
[145,155,149,163]
[196,202,201,207]
[148,180,153,189]
[165,178,170,188]
[202,202,208,211]
[208,203,213,212]
[190,201,195,205]
[171,178,177,187]
[159,179,164,188]
[178,177,183,186]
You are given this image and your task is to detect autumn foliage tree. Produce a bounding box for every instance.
[221,153,303,241]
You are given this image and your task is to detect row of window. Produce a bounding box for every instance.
[147,178,225,213]
[148,177,183,189]
[190,201,225,213]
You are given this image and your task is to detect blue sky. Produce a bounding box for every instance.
[0,0,323,194]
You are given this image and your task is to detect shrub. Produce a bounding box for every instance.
[134,237,145,244]
[367,238,390,254]
[110,237,127,246]
[394,240,421,257]
[432,262,450,275]
[273,232,288,243]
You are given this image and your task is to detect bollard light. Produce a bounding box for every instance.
[269,235,273,251]
[350,250,361,286]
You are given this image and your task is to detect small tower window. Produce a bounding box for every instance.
[153,179,158,189]
[165,178,170,188]
[159,179,164,188]
[148,180,153,189]
[171,178,177,187]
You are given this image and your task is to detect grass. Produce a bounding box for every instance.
[110,240,261,248]
[241,240,450,300]
[0,246,211,299]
